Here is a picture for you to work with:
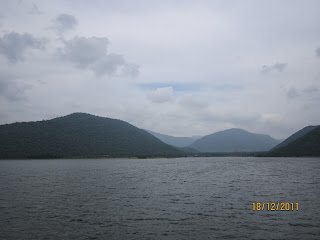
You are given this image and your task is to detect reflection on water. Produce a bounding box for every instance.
[0,157,319,239]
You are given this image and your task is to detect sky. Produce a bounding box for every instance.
[0,0,320,139]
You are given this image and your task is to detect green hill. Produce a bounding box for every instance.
[268,126,320,157]
[271,125,318,151]
[0,113,184,159]
[189,128,279,152]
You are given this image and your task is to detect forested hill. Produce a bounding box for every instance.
[189,128,279,152]
[0,113,184,159]
[268,126,320,157]
[271,125,319,151]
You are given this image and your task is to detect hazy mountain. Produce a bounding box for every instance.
[271,125,319,151]
[146,129,200,147]
[268,126,320,157]
[0,113,184,159]
[189,128,279,152]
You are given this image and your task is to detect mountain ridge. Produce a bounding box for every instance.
[271,125,319,151]
[189,128,279,152]
[0,113,184,159]
[267,126,320,157]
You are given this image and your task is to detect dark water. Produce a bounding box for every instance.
[0,157,319,239]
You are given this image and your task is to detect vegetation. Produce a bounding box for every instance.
[1,112,318,159]
[271,125,318,151]
[267,126,320,157]
[0,113,184,159]
[189,128,279,152]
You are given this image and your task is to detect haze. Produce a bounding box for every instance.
[1,0,320,139]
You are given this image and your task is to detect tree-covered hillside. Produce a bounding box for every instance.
[268,126,320,157]
[189,128,279,152]
[0,113,184,158]
[271,125,318,151]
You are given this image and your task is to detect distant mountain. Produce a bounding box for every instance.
[189,128,279,152]
[0,113,184,159]
[146,129,200,147]
[271,125,319,151]
[268,126,320,157]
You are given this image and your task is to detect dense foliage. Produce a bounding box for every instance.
[271,125,318,151]
[268,126,320,157]
[0,113,184,159]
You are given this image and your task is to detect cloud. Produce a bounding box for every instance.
[316,48,320,57]
[59,36,139,77]
[59,36,108,67]
[138,82,201,92]
[29,3,42,15]
[92,53,139,77]
[286,86,320,101]
[179,95,208,109]
[147,87,174,103]
[54,14,78,33]
[0,32,46,63]
[261,62,287,74]
[286,87,300,99]
[0,73,31,101]
[303,86,319,94]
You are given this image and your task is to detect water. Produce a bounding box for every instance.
[0,157,319,239]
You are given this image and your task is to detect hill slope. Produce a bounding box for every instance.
[268,126,320,157]
[271,125,318,151]
[189,128,279,152]
[0,113,183,158]
[146,129,199,147]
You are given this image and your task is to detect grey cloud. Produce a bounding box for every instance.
[261,62,287,74]
[60,36,139,77]
[0,32,46,63]
[92,54,139,77]
[92,54,125,75]
[121,63,139,78]
[54,14,78,32]
[286,87,300,99]
[59,36,108,67]
[200,111,260,128]
[303,86,319,94]
[316,48,320,57]
[29,3,42,15]
[286,86,319,101]
[0,73,31,101]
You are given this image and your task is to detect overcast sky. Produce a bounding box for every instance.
[1,0,320,139]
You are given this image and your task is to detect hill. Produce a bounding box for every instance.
[268,126,320,157]
[189,128,279,152]
[146,129,199,147]
[0,113,184,159]
[271,125,318,151]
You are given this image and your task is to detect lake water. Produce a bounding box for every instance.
[0,157,319,239]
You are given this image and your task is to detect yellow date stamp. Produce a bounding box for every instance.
[252,202,299,211]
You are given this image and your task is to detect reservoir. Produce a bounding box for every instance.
[0,157,319,239]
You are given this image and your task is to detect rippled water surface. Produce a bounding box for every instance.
[1,157,320,239]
